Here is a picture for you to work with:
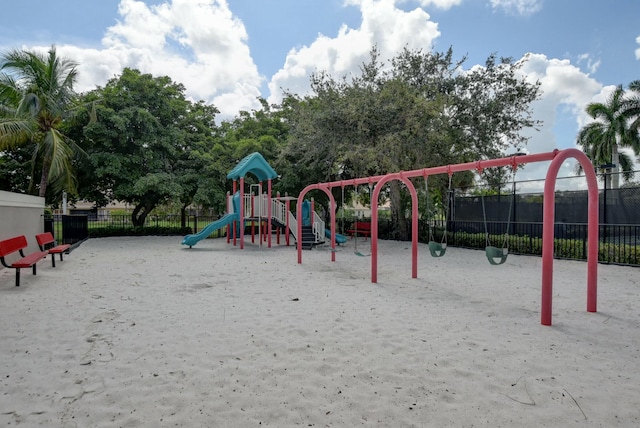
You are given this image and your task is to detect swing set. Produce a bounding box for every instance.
[296,149,599,326]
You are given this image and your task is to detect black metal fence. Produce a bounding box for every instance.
[44,213,225,244]
[46,204,640,266]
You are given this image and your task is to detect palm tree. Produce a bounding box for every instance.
[576,82,640,188]
[0,45,83,198]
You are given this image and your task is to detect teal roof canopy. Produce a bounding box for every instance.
[226,152,278,182]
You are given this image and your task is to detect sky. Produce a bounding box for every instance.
[1,0,639,187]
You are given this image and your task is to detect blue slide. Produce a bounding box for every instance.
[325,229,347,244]
[182,213,238,248]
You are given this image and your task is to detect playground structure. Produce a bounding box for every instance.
[296,148,599,326]
[181,152,345,250]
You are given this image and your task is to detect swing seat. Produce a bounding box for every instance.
[428,241,447,258]
[485,246,508,265]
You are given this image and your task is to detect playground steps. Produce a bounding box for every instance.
[300,225,317,250]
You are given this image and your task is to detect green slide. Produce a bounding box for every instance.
[325,228,347,244]
[181,213,239,248]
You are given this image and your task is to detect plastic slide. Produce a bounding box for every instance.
[181,213,239,247]
[325,228,347,244]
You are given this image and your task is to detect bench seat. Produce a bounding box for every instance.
[36,232,71,267]
[0,236,49,287]
[346,222,372,239]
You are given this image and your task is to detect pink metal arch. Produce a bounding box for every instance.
[541,148,599,325]
[370,173,419,283]
[296,184,338,262]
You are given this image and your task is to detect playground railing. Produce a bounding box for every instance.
[288,212,298,241]
[271,198,288,225]
[311,211,325,243]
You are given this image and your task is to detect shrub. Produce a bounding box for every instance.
[89,226,192,238]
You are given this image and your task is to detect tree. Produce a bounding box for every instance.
[72,68,219,226]
[277,47,541,239]
[173,100,224,226]
[576,82,640,188]
[0,46,84,200]
[0,143,33,193]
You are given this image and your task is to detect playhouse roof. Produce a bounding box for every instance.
[226,152,278,182]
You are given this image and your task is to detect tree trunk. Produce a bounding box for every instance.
[612,145,620,189]
[180,204,188,228]
[38,161,50,198]
[388,181,409,240]
[131,204,150,227]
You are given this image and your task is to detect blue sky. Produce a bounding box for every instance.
[1,0,638,184]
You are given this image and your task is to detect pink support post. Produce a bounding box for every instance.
[297,184,336,264]
[232,181,237,246]
[541,148,599,325]
[371,174,418,283]
[329,190,337,262]
[268,180,273,248]
[226,191,231,244]
[285,194,291,246]
[239,177,244,249]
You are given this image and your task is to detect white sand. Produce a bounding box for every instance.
[1,236,639,427]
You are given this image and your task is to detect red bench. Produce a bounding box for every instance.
[36,232,71,268]
[0,235,49,287]
[346,221,372,239]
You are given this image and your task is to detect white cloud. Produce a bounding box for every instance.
[265,1,607,188]
[52,0,262,119]
[636,36,640,60]
[345,0,462,10]
[512,53,604,187]
[490,0,543,16]
[12,0,614,188]
[576,53,601,75]
[414,0,464,9]
[267,0,440,103]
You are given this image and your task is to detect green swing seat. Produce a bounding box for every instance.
[485,245,508,265]
[428,241,447,258]
[424,175,451,259]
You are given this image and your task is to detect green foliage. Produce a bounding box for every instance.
[89,225,191,238]
[448,230,638,265]
[0,143,32,192]
[278,47,541,239]
[0,46,86,201]
[576,82,640,186]
[70,68,220,226]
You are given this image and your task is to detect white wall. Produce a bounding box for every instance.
[0,191,45,264]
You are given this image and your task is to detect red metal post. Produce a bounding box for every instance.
[371,174,418,283]
[232,182,237,246]
[541,148,599,325]
[285,194,291,247]
[239,177,244,249]
[226,191,231,244]
[268,180,273,248]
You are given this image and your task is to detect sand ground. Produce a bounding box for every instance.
[1,236,639,427]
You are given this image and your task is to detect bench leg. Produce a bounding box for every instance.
[32,264,37,275]
[15,268,20,287]
[51,254,56,268]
